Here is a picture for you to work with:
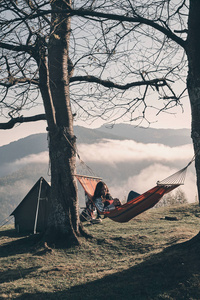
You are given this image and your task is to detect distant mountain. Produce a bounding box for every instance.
[74,125,126,143]
[97,124,192,147]
[0,125,192,168]
[0,133,48,166]
[0,126,125,167]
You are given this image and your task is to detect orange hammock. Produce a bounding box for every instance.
[75,165,188,223]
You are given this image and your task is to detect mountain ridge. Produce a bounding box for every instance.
[97,124,191,146]
[0,125,192,167]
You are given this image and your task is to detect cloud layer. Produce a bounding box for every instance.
[78,139,193,165]
[0,152,49,177]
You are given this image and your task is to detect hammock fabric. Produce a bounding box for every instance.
[75,174,181,223]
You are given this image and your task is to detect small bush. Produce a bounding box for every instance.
[155,188,188,208]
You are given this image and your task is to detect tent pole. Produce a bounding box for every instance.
[33,177,43,234]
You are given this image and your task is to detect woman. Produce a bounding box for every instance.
[93,181,121,213]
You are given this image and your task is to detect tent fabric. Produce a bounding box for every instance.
[75,174,180,223]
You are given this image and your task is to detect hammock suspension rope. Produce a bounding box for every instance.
[157,154,195,186]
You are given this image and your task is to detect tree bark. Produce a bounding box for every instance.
[43,0,82,246]
[46,129,81,246]
[186,0,200,203]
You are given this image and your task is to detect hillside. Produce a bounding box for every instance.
[0,127,116,168]
[97,124,192,146]
[1,203,200,299]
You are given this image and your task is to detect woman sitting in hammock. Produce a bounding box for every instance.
[93,181,140,213]
[93,181,121,212]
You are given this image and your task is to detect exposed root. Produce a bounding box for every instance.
[79,222,93,239]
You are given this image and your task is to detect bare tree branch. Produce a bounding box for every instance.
[0,114,46,129]
[70,75,168,90]
[0,42,34,55]
[0,0,187,128]
[68,8,186,48]
[0,77,39,87]
[2,7,186,49]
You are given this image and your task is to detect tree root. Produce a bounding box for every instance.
[79,222,93,239]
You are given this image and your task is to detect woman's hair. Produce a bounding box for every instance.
[93,181,106,201]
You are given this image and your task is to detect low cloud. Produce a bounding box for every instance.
[0,179,33,200]
[3,140,193,174]
[0,152,49,176]
[13,151,49,166]
[78,139,193,165]
[0,178,37,220]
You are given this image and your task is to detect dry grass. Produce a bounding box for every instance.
[1,203,200,299]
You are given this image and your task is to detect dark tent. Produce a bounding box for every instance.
[10,177,50,233]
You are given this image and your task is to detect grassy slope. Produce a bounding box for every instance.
[0,203,200,300]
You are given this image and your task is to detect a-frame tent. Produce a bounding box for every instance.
[10,177,50,233]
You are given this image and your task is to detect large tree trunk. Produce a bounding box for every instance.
[186,0,200,203]
[47,129,81,245]
[42,0,82,245]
